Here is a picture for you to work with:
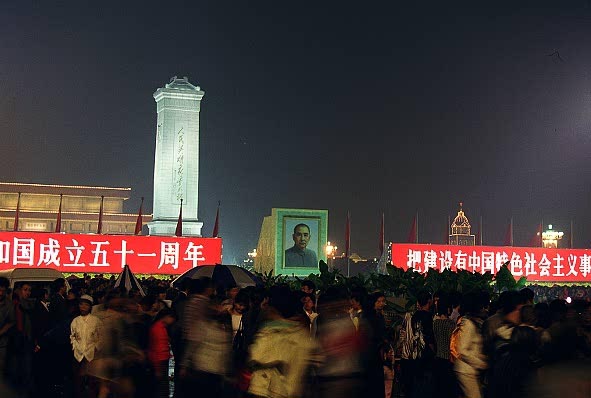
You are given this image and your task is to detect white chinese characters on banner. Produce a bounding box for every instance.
[395,243,591,281]
[0,232,223,275]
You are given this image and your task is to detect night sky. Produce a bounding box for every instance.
[2,1,591,262]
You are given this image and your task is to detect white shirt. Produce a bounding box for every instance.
[70,313,102,362]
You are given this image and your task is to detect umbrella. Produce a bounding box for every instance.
[171,264,261,289]
[113,264,146,296]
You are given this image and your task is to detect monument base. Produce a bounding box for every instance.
[148,220,203,237]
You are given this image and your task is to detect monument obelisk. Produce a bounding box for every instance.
[148,76,204,236]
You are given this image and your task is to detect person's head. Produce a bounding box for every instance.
[301,293,315,313]
[292,224,311,251]
[510,325,539,355]
[461,291,487,317]
[155,307,177,326]
[436,294,452,317]
[67,289,79,300]
[189,277,214,297]
[520,305,537,327]
[79,294,94,316]
[501,290,526,325]
[52,278,66,296]
[520,287,535,306]
[18,283,32,300]
[349,288,366,311]
[0,277,8,302]
[232,290,249,314]
[371,291,386,312]
[301,280,316,294]
[416,290,432,311]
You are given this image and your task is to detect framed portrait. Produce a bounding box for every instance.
[273,208,328,276]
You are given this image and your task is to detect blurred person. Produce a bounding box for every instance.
[300,293,318,337]
[229,290,249,338]
[316,286,363,398]
[451,291,488,398]
[180,277,230,397]
[247,286,319,398]
[70,294,102,398]
[0,277,15,382]
[491,291,526,359]
[8,282,36,397]
[88,296,144,398]
[349,289,365,332]
[432,294,457,398]
[488,326,540,398]
[449,292,462,324]
[361,291,388,398]
[148,308,176,398]
[49,278,68,327]
[221,285,240,312]
[399,290,435,398]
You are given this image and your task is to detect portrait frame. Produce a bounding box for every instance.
[273,208,328,276]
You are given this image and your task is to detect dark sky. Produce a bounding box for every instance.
[1,1,591,262]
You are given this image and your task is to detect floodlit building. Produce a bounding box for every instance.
[449,203,475,246]
[0,182,150,234]
[542,224,564,249]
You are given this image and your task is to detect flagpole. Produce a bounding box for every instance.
[570,220,574,249]
[13,192,21,232]
[418,211,420,243]
[511,217,513,246]
[55,194,63,233]
[97,195,104,234]
[479,215,483,245]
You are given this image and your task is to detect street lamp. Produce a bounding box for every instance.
[325,241,337,268]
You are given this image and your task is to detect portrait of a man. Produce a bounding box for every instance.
[284,223,318,268]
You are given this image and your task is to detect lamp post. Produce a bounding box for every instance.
[325,241,337,269]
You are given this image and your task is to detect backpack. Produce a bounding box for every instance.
[400,312,425,360]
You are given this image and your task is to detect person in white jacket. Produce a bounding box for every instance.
[452,292,488,398]
[70,294,102,398]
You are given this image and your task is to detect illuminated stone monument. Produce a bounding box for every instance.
[148,77,204,236]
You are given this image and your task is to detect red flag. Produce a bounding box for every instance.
[97,195,104,234]
[212,202,220,238]
[379,213,385,255]
[345,211,351,258]
[134,197,144,235]
[55,194,63,233]
[407,213,418,243]
[13,192,21,232]
[529,222,543,247]
[175,199,183,237]
[503,218,513,246]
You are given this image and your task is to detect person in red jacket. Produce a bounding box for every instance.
[148,308,176,398]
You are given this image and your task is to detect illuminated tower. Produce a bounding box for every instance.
[542,224,563,248]
[148,77,204,236]
[449,203,475,246]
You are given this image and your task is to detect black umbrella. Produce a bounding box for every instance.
[171,264,261,289]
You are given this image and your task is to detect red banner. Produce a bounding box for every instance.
[0,232,222,275]
[391,243,591,282]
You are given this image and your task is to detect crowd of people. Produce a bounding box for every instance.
[0,273,590,398]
